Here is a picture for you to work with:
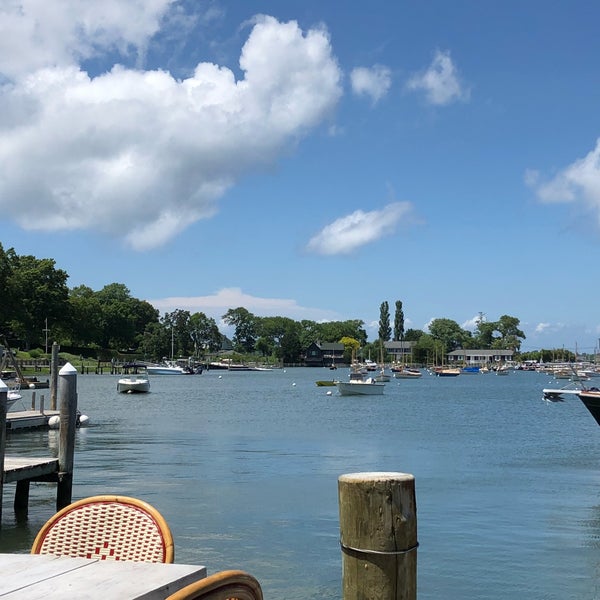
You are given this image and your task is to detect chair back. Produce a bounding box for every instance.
[165,570,263,600]
[31,495,174,563]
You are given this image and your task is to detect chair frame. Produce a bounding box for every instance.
[165,569,263,600]
[31,494,174,563]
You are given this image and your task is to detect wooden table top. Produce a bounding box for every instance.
[0,553,207,599]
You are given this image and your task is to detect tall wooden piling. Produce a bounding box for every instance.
[338,472,418,600]
[56,362,78,509]
[0,381,7,524]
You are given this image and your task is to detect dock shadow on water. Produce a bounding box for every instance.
[2,367,600,599]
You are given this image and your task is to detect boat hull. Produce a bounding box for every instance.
[117,378,150,393]
[577,390,600,426]
[146,366,185,375]
[336,381,384,396]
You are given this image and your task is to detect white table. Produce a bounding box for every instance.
[0,553,206,599]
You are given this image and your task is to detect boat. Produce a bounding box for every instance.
[316,380,337,387]
[394,367,422,379]
[363,359,378,372]
[6,384,21,410]
[433,367,461,377]
[336,377,385,396]
[374,369,391,382]
[461,366,481,375]
[146,362,186,375]
[576,388,600,425]
[117,376,150,394]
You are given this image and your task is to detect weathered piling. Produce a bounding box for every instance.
[56,362,78,509]
[0,381,7,523]
[338,472,418,600]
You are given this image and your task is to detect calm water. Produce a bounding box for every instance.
[2,367,600,599]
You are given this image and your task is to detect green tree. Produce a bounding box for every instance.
[475,314,495,348]
[404,328,424,342]
[7,254,70,349]
[393,300,405,342]
[140,322,170,360]
[163,309,193,357]
[494,315,526,351]
[378,301,391,342]
[339,336,360,363]
[428,318,467,353]
[94,283,158,350]
[189,312,221,356]
[0,243,15,331]
[68,285,104,346]
[222,307,257,353]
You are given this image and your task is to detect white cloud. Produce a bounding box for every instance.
[306,202,414,255]
[535,322,552,334]
[0,8,342,250]
[530,139,600,224]
[148,287,339,322]
[406,50,469,106]
[0,0,174,79]
[461,315,481,331]
[350,65,391,104]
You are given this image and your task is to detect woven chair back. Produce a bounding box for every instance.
[31,495,174,563]
[165,570,263,600]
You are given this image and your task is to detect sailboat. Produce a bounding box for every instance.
[374,341,390,382]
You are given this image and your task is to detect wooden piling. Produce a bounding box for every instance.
[56,362,78,510]
[0,381,7,524]
[338,472,418,600]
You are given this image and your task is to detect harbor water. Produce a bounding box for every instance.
[1,367,600,599]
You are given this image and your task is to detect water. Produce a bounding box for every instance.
[2,368,600,599]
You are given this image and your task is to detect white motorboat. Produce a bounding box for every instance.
[336,377,385,396]
[117,376,150,393]
[7,386,21,409]
[145,362,186,375]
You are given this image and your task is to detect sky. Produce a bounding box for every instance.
[1,0,600,354]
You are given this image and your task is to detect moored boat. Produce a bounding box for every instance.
[146,362,186,375]
[433,367,461,377]
[117,376,150,393]
[394,367,422,379]
[316,380,337,387]
[576,388,600,426]
[336,377,385,396]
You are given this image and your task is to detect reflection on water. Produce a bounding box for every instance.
[1,368,600,599]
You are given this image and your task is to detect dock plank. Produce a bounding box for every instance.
[5,410,59,431]
[3,457,59,483]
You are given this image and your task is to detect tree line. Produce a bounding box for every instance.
[1,243,534,364]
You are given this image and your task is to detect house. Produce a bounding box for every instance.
[383,341,416,363]
[446,349,514,365]
[304,342,345,367]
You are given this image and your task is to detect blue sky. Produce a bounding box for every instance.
[1,1,599,354]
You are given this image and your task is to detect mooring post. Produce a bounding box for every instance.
[57,362,78,510]
[0,381,7,524]
[338,472,418,600]
[50,341,59,410]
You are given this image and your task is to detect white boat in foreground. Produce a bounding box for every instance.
[117,376,150,393]
[336,377,385,396]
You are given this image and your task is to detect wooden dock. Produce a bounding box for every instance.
[0,362,78,521]
[5,409,60,430]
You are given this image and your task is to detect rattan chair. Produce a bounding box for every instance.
[165,570,263,600]
[31,495,174,563]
